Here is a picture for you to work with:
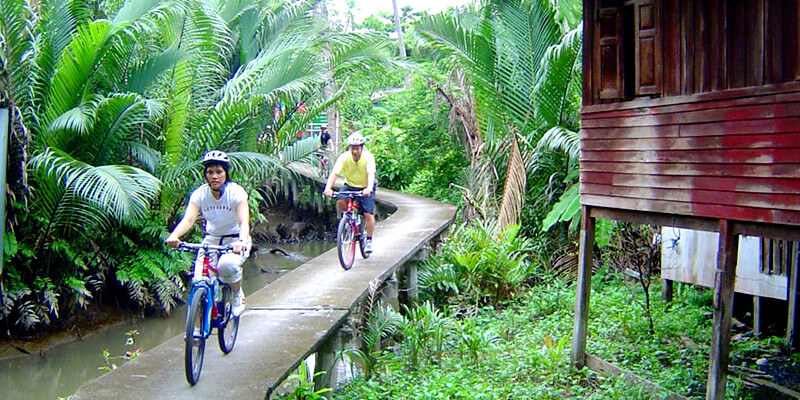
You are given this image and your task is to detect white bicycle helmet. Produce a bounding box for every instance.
[202,150,230,166]
[347,133,366,146]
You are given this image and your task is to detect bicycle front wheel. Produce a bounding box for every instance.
[185,287,207,385]
[337,216,356,270]
[218,284,239,354]
[357,216,370,259]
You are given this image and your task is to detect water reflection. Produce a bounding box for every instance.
[0,241,333,400]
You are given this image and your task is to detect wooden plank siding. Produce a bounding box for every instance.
[580,82,800,226]
[584,0,799,105]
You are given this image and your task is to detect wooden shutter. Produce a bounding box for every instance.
[634,0,661,95]
[595,0,624,99]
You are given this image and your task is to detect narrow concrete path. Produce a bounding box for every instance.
[72,187,456,399]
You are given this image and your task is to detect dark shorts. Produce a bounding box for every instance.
[342,183,377,215]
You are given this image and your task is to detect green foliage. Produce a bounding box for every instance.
[541,182,579,231]
[0,0,402,334]
[336,266,774,400]
[419,221,535,309]
[278,361,332,400]
[339,68,467,205]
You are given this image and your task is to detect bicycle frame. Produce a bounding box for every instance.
[343,197,361,235]
[183,244,233,337]
[335,191,363,236]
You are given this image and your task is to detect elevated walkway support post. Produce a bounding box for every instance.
[788,241,799,350]
[314,329,342,398]
[383,274,400,312]
[706,219,739,400]
[571,206,595,368]
[398,262,419,310]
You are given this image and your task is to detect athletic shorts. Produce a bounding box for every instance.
[342,183,377,215]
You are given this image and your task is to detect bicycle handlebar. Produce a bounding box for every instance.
[177,243,235,253]
[332,191,363,199]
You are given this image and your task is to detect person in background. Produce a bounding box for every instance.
[323,133,376,253]
[166,150,251,316]
[320,126,331,148]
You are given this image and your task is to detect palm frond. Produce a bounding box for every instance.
[497,137,526,229]
[241,0,321,65]
[324,31,402,79]
[536,125,579,163]
[28,0,87,123]
[163,60,193,163]
[534,25,582,132]
[42,20,109,132]
[0,0,33,109]
[30,148,161,225]
[123,45,184,94]
[179,2,235,110]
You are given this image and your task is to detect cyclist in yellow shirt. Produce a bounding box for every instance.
[323,133,376,253]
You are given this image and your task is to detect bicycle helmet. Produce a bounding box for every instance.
[202,150,231,183]
[347,133,366,146]
[202,150,230,166]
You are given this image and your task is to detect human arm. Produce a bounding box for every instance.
[323,171,339,198]
[233,199,250,254]
[324,153,345,197]
[362,152,376,197]
[165,202,200,248]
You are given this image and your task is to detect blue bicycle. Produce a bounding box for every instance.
[178,243,240,385]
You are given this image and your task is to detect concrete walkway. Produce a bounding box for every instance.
[72,187,456,399]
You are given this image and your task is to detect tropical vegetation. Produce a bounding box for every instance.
[0,0,400,335]
[1,0,796,398]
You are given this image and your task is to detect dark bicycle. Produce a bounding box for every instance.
[332,191,370,270]
[177,243,240,385]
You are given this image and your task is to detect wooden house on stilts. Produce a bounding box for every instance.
[574,1,800,399]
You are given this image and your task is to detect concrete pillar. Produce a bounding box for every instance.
[381,273,399,312]
[398,263,419,312]
[314,330,342,398]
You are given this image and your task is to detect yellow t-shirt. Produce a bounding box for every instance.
[332,149,376,188]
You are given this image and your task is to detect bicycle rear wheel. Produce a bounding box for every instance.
[185,287,207,385]
[337,216,356,270]
[217,284,239,354]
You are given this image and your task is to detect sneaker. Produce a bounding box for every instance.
[232,290,246,316]
[364,239,373,254]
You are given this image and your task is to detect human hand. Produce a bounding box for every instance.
[324,189,334,198]
[362,187,372,197]
[165,236,181,249]
[233,241,247,255]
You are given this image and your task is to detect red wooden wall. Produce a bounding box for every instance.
[580,82,800,226]
[585,0,799,105]
[581,0,800,227]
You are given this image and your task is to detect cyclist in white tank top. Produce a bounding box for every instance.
[166,150,251,316]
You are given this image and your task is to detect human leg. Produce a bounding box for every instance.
[357,187,377,253]
[217,237,251,315]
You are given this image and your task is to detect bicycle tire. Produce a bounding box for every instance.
[337,216,355,270]
[185,287,207,385]
[217,284,239,354]
[358,216,369,259]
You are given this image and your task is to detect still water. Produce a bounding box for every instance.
[0,241,334,400]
